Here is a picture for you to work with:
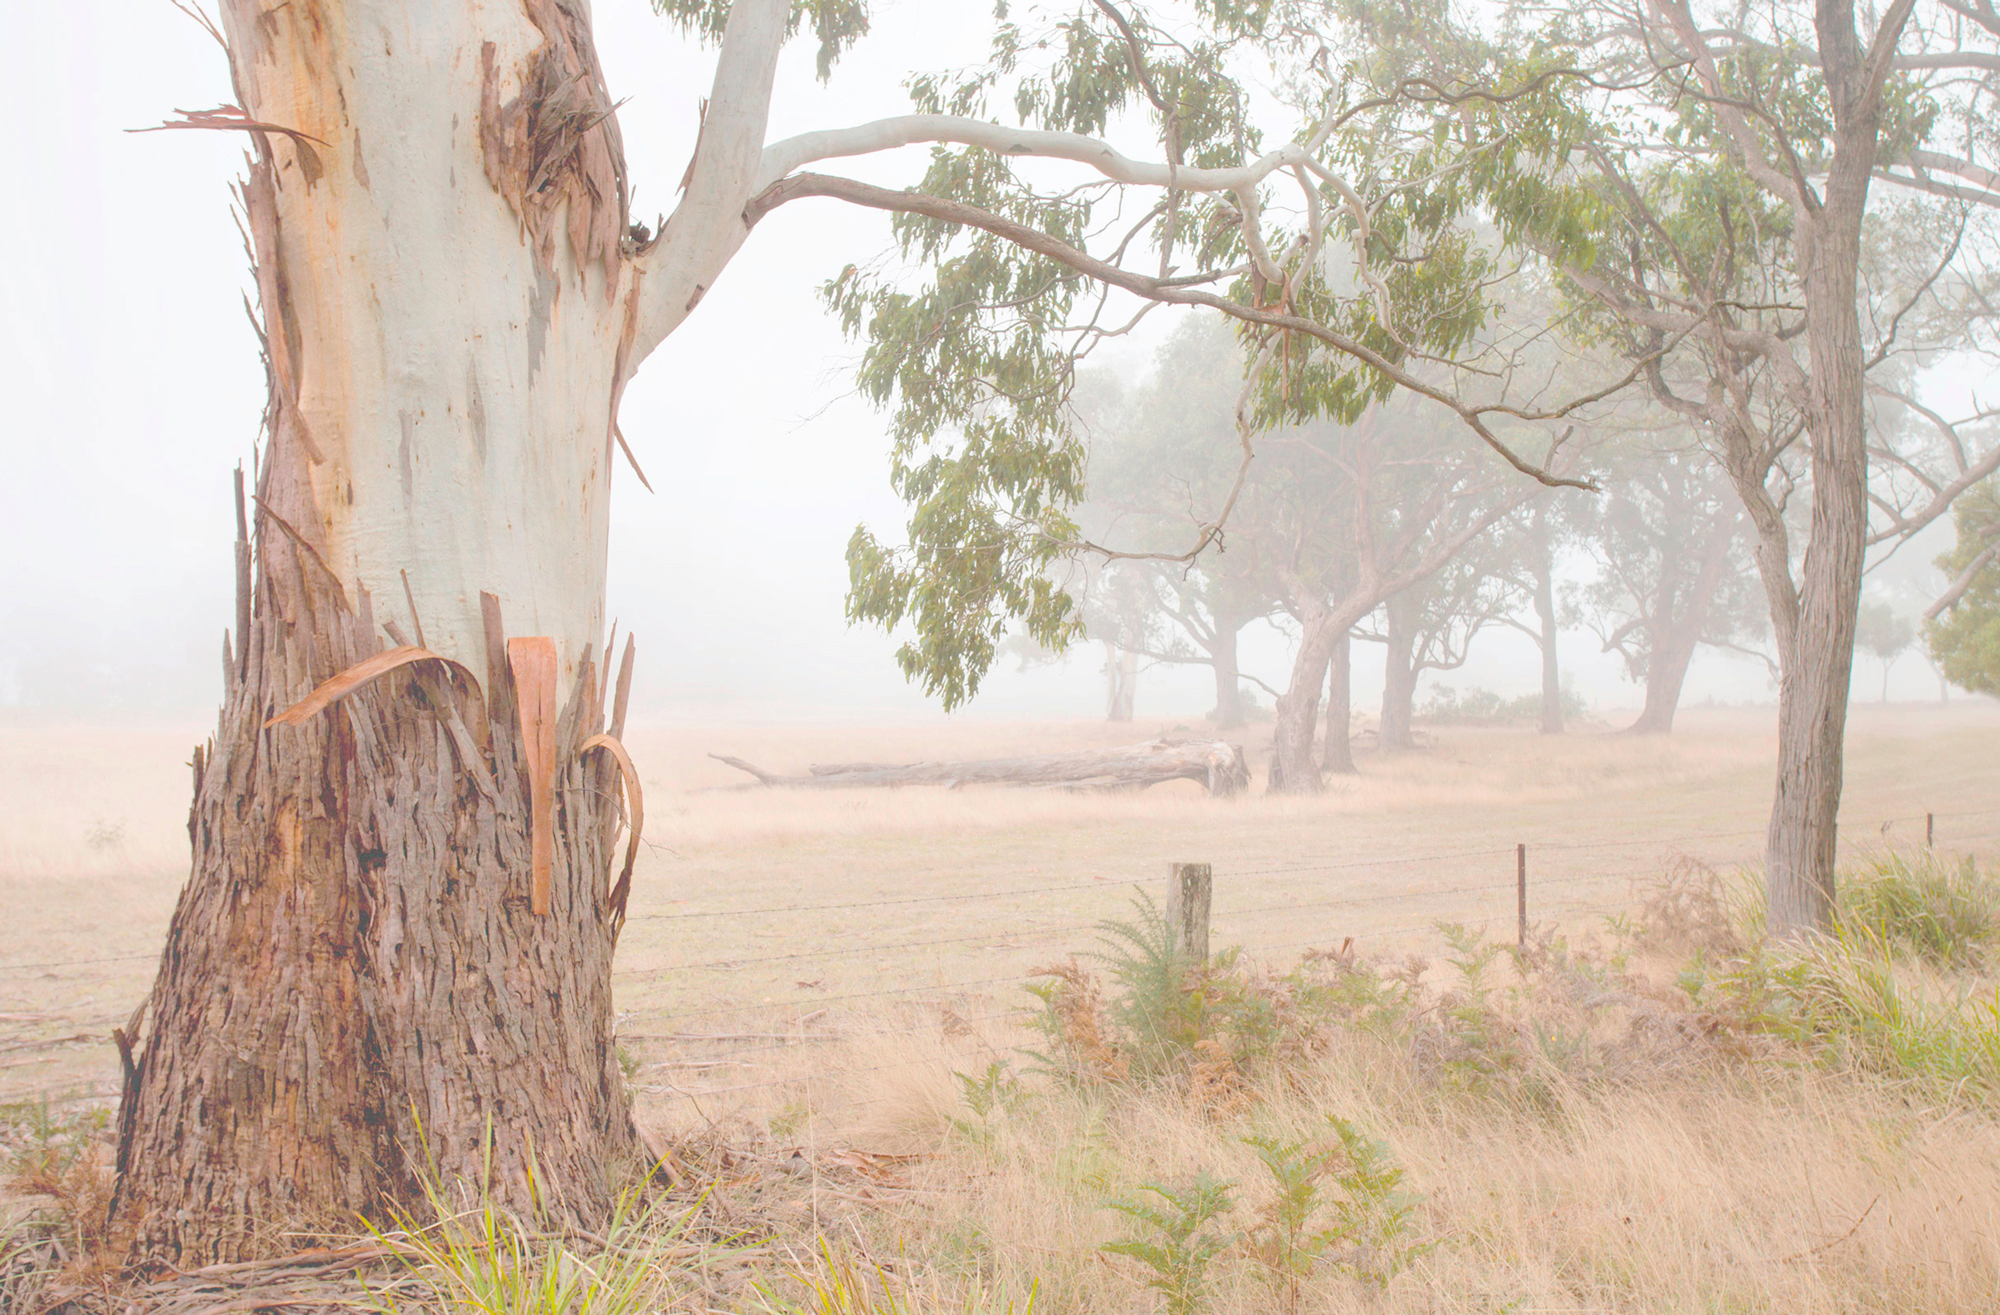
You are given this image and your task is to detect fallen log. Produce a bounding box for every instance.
[710,737,1251,797]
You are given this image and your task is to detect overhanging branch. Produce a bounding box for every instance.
[747,172,1603,490]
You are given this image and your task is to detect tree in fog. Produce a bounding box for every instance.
[1255,400,1536,790]
[131,0,1601,1258]
[1354,0,2000,931]
[1075,321,1282,729]
[1367,533,1519,750]
[1495,494,1577,735]
[1574,449,1762,734]
[1855,598,1916,701]
[1926,478,2000,694]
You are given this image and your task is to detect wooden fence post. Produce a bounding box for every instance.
[1166,862,1213,964]
[1927,812,1936,849]
[1516,844,1528,950]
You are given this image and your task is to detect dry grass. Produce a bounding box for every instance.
[5,703,2000,1311]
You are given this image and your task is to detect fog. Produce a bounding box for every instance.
[0,2,1963,726]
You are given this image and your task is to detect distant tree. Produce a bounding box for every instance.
[1356,0,2000,932]
[1575,449,1762,734]
[1926,479,2000,696]
[1256,400,1534,791]
[1855,598,1915,702]
[1502,495,1574,735]
[1368,544,1517,750]
[1076,321,1283,729]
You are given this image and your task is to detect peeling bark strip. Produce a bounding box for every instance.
[264,645,483,729]
[581,733,644,927]
[478,0,629,290]
[712,738,1252,798]
[508,638,561,916]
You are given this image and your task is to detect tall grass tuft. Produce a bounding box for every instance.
[362,1159,713,1315]
[1836,848,2000,968]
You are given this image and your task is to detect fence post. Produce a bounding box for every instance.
[1516,844,1528,950]
[1927,812,1936,849]
[1166,862,1213,964]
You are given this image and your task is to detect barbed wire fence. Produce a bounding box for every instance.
[4,806,1999,1112]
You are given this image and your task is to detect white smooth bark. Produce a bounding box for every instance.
[758,113,1322,195]
[223,0,631,696]
[630,0,790,363]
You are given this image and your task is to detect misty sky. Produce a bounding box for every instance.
[0,2,1959,725]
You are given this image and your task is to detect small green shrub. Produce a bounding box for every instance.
[1698,929,2000,1099]
[1101,1173,1237,1315]
[1240,1119,1428,1303]
[948,1060,1024,1143]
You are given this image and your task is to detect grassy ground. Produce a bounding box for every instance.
[4,702,2000,1311]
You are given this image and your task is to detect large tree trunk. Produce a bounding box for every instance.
[114,1,642,1263]
[1378,595,1419,751]
[1323,629,1356,774]
[1627,505,1738,735]
[1105,642,1136,721]
[1767,186,1871,936]
[1626,629,1699,734]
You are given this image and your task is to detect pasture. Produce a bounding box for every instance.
[5,703,2000,1311]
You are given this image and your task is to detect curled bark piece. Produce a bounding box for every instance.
[265,645,483,729]
[582,733,645,927]
[508,638,560,916]
[710,737,1251,798]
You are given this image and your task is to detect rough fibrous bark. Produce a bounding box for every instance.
[114,0,644,1263]
[711,738,1252,797]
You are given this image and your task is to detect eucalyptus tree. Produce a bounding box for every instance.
[1575,448,1763,733]
[1855,597,1916,699]
[1256,399,1537,789]
[129,0,1598,1260]
[1369,528,1521,749]
[1346,0,2000,931]
[1074,318,1283,728]
[1497,493,1577,735]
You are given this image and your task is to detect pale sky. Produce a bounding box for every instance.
[0,1,1953,725]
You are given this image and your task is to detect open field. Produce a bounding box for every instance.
[3,703,1999,1109]
[6,704,2000,1312]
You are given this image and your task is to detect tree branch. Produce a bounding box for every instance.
[631,0,791,365]
[747,173,1603,489]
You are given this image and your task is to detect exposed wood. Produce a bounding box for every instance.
[610,633,636,739]
[508,637,560,916]
[711,737,1251,797]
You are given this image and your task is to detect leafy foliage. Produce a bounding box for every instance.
[650,0,871,79]
[1100,1173,1237,1315]
[827,2,1612,706]
[1928,478,2000,696]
